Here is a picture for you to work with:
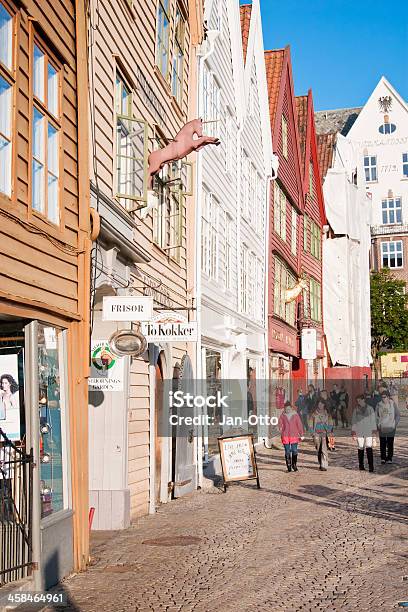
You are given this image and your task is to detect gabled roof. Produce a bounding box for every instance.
[264,49,285,128]
[295,95,308,165]
[239,4,252,64]
[314,107,362,136]
[316,132,336,181]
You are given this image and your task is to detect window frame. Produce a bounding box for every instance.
[381,196,402,225]
[310,220,321,260]
[291,207,297,255]
[224,211,233,291]
[0,1,16,200]
[114,69,148,207]
[402,153,408,178]
[201,189,218,279]
[30,33,63,226]
[240,243,248,314]
[274,182,287,241]
[153,163,184,263]
[381,240,403,269]
[171,4,185,106]
[303,214,309,251]
[363,155,377,183]
[309,277,322,322]
[281,115,288,159]
[155,0,171,80]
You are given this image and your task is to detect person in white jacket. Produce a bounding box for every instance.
[351,395,377,472]
[376,391,400,464]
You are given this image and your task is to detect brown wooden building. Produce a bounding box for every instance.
[87,0,204,530]
[0,0,90,589]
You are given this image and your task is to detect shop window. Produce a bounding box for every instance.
[0,3,14,198]
[171,6,185,105]
[156,0,170,78]
[31,40,61,224]
[382,197,402,225]
[115,72,148,207]
[38,324,68,518]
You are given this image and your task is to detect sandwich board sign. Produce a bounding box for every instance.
[218,434,260,491]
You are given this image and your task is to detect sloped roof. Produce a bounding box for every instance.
[314,107,362,136]
[240,4,252,64]
[264,49,285,128]
[295,95,308,165]
[316,132,336,181]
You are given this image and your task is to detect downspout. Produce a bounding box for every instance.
[195,30,218,481]
[148,348,156,514]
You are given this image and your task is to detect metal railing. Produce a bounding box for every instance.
[0,428,33,586]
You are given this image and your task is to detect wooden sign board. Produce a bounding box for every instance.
[218,434,260,491]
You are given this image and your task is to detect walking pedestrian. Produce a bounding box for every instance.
[295,388,308,432]
[278,400,304,473]
[338,384,349,428]
[309,400,333,471]
[320,389,336,451]
[351,394,377,472]
[376,391,400,464]
[304,384,317,420]
[330,383,340,427]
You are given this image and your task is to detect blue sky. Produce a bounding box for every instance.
[250,0,408,111]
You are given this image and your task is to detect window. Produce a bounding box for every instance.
[310,278,321,322]
[274,257,296,326]
[274,182,286,241]
[156,0,170,78]
[379,123,396,135]
[0,4,13,198]
[281,116,288,158]
[302,284,310,319]
[381,241,403,269]
[240,244,248,313]
[115,73,147,204]
[310,221,321,259]
[201,189,218,279]
[31,42,61,224]
[382,197,402,225]
[255,175,264,236]
[291,207,297,255]
[248,252,256,316]
[256,257,264,322]
[171,7,185,105]
[403,153,408,178]
[303,215,308,251]
[309,163,314,196]
[202,66,220,137]
[364,155,377,182]
[153,165,183,261]
[224,213,233,290]
[0,3,12,70]
[241,150,250,217]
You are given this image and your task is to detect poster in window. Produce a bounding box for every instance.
[0,349,23,441]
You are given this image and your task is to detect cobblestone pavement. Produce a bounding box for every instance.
[48,415,408,612]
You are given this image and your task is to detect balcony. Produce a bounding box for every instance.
[371,224,408,236]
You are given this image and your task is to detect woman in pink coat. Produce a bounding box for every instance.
[278,400,304,472]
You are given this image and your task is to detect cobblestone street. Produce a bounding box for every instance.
[48,414,408,612]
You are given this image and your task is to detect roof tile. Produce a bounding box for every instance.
[264,49,285,129]
[316,132,336,181]
[240,4,252,64]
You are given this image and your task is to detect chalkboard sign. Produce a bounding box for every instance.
[218,434,260,490]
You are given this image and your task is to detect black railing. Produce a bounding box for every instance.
[0,429,33,586]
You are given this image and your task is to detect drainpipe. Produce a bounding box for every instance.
[195,30,218,483]
[148,348,156,514]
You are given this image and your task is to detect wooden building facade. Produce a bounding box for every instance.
[0,0,90,589]
[87,0,204,529]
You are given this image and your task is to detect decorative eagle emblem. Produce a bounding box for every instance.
[378,96,392,113]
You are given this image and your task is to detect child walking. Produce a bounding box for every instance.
[278,400,304,472]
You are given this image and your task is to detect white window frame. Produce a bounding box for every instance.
[381,240,403,269]
[382,197,402,225]
[201,189,219,279]
[0,2,13,199]
[291,207,297,255]
[224,212,233,291]
[224,109,233,175]
[240,244,248,314]
[364,155,377,182]
[202,66,220,138]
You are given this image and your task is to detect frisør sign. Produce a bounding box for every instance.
[102,296,153,322]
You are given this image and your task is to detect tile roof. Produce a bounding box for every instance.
[295,95,308,166]
[264,49,285,129]
[240,4,252,64]
[316,132,336,181]
[314,107,362,136]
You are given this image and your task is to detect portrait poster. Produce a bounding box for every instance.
[0,349,23,441]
